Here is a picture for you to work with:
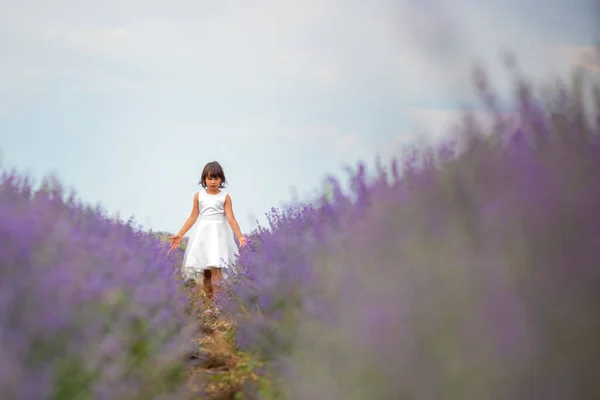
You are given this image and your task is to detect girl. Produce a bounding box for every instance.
[170,161,246,312]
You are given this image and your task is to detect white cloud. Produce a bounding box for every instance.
[336,133,358,151]
[559,45,600,72]
[21,4,356,95]
[145,113,349,142]
[1,0,588,135]
[3,0,580,102]
[404,107,515,136]
[71,68,146,94]
[378,107,521,161]
[398,1,590,102]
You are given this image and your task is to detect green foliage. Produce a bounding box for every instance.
[51,358,98,400]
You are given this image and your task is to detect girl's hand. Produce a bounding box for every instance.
[238,237,247,247]
[169,234,182,250]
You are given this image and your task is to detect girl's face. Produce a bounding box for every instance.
[206,174,222,190]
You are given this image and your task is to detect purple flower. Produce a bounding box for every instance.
[225,76,600,399]
[0,172,196,399]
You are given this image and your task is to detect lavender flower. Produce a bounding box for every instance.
[0,172,196,399]
[225,73,600,399]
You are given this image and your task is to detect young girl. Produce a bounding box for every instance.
[170,161,246,311]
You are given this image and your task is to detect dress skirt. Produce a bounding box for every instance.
[181,214,238,282]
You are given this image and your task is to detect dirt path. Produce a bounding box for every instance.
[184,285,255,400]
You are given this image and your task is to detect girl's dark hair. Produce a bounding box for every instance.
[199,161,227,188]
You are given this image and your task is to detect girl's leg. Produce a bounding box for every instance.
[203,269,213,299]
[210,267,223,299]
[202,268,222,315]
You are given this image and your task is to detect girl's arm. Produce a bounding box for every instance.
[177,192,200,237]
[224,194,246,243]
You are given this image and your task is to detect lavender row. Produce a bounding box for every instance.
[0,172,196,399]
[224,74,600,399]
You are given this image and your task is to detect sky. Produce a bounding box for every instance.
[0,0,598,235]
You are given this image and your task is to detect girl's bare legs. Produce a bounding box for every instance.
[202,267,223,304]
[210,267,223,299]
[202,269,213,299]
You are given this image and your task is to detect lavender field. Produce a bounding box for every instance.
[0,173,197,399]
[219,70,600,399]
[2,66,600,400]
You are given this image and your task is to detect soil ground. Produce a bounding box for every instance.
[183,283,262,400]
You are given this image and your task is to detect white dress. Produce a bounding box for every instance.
[181,190,238,282]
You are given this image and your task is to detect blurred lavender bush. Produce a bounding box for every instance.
[0,172,195,399]
[224,69,600,399]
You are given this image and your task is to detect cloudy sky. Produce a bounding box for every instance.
[0,0,597,234]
